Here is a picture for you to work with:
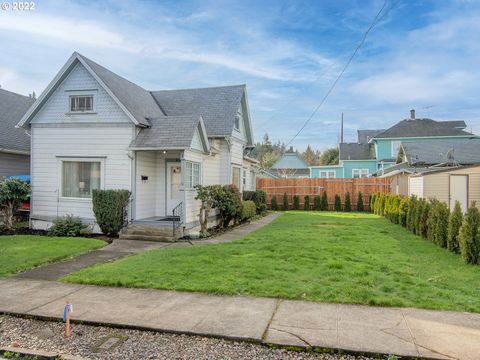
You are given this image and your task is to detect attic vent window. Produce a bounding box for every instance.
[234,114,241,130]
[70,95,93,112]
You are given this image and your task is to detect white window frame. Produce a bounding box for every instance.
[58,158,104,201]
[391,140,401,157]
[69,95,94,113]
[250,170,256,190]
[185,161,201,189]
[234,114,241,131]
[352,168,369,178]
[232,165,242,190]
[319,170,336,178]
[242,167,247,188]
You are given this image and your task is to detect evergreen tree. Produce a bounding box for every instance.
[283,193,289,211]
[304,195,310,210]
[293,195,300,210]
[334,195,342,211]
[344,192,351,212]
[357,192,364,212]
[321,191,329,211]
[313,195,321,210]
[458,203,480,264]
[270,196,278,211]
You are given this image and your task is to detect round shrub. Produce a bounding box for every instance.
[241,200,256,220]
[458,203,480,264]
[447,201,463,253]
[48,215,88,237]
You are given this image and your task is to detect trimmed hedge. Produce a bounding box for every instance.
[371,192,480,265]
[92,189,130,237]
[243,190,267,214]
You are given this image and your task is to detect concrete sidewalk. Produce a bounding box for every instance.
[15,212,282,281]
[1,278,479,360]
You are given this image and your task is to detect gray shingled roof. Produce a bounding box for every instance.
[373,119,471,139]
[357,129,385,144]
[271,153,309,169]
[339,143,375,160]
[401,139,480,165]
[0,88,34,152]
[78,53,163,127]
[129,115,204,149]
[150,85,245,137]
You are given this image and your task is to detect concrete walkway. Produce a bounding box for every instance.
[1,278,479,359]
[15,212,282,281]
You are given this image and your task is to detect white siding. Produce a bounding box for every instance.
[409,177,424,198]
[31,125,134,222]
[232,105,247,143]
[135,151,157,219]
[423,173,449,202]
[155,156,166,217]
[32,62,131,125]
[230,138,245,166]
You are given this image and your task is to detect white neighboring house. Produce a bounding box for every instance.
[17,52,258,233]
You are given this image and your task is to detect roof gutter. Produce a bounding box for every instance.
[0,148,30,155]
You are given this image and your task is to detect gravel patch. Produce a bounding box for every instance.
[0,315,373,360]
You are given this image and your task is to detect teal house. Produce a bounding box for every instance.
[310,110,478,178]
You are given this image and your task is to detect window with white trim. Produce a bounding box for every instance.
[250,170,256,190]
[242,168,247,187]
[352,168,369,178]
[234,114,241,130]
[319,170,336,178]
[185,161,201,189]
[232,166,241,190]
[69,95,93,112]
[62,161,101,198]
[391,141,401,157]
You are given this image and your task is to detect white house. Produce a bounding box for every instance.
[17,52,258,234]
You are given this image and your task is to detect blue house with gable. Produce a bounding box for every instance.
[310,110,478,178]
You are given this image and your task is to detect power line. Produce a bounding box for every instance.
[284,0,390,148]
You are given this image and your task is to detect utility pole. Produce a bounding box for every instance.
[340,112,344,144]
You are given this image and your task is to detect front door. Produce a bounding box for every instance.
[450,175,468,213]
[166,162,182,215]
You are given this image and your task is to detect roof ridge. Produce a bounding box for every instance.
[150,84,246,93]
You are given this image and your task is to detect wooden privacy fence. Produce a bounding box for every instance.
[256,177,390,211]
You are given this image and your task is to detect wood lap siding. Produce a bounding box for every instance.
[256,177,390,211]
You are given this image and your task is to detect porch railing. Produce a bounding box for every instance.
[172,201,184,238]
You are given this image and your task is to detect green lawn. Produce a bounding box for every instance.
[0,235,106,276]
[63,212,480,312]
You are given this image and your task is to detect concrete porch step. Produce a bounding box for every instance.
[118,233,176,242]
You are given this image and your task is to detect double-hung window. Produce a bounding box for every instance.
[242,168,247,188]
[70,95,93,112]
[185,161,201,189]
[319,170,335,178]
[62,161,101,198]
[352,168,369,178]
[232,166,241,190]
[391,141,401,158]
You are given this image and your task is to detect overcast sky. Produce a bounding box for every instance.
[1,0,479,150]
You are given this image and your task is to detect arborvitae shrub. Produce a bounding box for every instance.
[334,194,342,211]
[419,201,430,239]
[313,195,321,210]
[304,195,310,210]
[270,196,278,211]
[369,193,376,213]
[458,203,480,264]
[283,193,289,211]
[321,191,328,211]
[427,199,439,242]
[414,199,424,235]
[433,201,449,247]
[379,193,386,216]
[344,192,351,212]
[398,197,409,226]
[357,192,364,212]
[407,195,417,233]
[447,201,463,253]
[293,195,300,210]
